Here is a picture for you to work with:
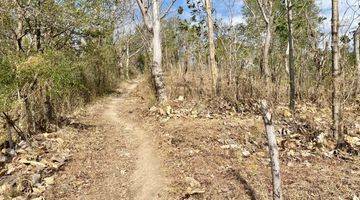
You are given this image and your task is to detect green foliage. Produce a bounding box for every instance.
[0,59,16,112]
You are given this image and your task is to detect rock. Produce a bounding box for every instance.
[345,135,360,148]
[0,155,7,163]
[283,110,292,118]
[316,132,327,145]
[185,177,201,188]
[165,105,172,115]
[177,95,184,101]
[43,176,55,186]
[31,174,41,185]
[184,177,205,196]
[242,149,251,157]
[190,110,198,117]
[32,185,46,195]
[2,149,16,157]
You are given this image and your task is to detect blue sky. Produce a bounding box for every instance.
[164,0,360,35]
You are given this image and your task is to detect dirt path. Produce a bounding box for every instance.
[46,81,167,200]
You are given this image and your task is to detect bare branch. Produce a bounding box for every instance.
[160,0,176,19]
[136,0,153,32]
[256,0,269,24]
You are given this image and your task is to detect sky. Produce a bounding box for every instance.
[166,0,360,36]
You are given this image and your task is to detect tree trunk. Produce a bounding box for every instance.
[262,22,272,84]
[125,41,130,80]
[36,25,42,52]
[260,100,283,200]
[152,0,167,103]
[331,0,342,142]
[285,42,289,75]
[354,27,360,97]
[204,0,219,96]
[286,0,296,111]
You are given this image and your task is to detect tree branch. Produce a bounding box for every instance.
[160,0,177,19]
[256,0,269,24]
[136,0,153,32]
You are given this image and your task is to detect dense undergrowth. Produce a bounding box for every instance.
[0,46,119,146]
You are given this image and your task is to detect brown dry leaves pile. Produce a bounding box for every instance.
[0,128,74,200]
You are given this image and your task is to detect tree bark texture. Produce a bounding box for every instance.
[260,100,283,200]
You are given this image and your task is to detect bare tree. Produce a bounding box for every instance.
[114,0,134,80]
[260,100,283,200]
[331,0,342,142]
[285,0,296,111]
[256,0,274,84]
[354,25,360,96]
[204,0,219,95]
[136,0,171,103]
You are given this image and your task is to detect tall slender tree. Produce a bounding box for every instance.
[354,26,360,96]
[331,0,342,142]
[285,0,295,111]
[256,0,274,84]
[136,0,168,103]
[204,0,219,95]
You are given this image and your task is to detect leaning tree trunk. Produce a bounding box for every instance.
[354,27,360,97]
[152,0,167,103]
[331,0,342,142]
[204,0,219,96]
[260,100,283,200]
[286,0,296,111]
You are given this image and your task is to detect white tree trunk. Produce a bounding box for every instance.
[152,0,167,103]
[260,100,283,200]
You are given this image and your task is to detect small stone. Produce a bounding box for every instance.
[0,155,7,163]
[43,176,55,186]
[177,96,184,101]
[242,150,251,157]
[283,110,292,118]
[31,174,41,184]
[32,185,46,194]
[185,177,201,188]
[165,105,172,115]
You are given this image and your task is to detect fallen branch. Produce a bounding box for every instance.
[260,100,283,200]
[2,112,29,143]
